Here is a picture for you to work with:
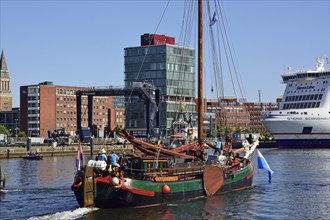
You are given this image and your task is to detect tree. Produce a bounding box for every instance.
[0,124,10,137]
[260,129,271,140]
[254,128,261,134]
[224,127,233,135]
[17,131,27,137]
[244,127,251,133]
[234,127,242,134]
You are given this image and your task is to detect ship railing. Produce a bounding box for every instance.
[125,166,205,180]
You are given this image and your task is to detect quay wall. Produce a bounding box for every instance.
[0,144,133,159]
[0,140,277,159]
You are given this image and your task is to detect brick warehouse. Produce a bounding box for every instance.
[20,82,125,138]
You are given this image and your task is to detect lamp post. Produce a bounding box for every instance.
[14,118,18,137]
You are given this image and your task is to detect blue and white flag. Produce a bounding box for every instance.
[257,149,274,183]
[76,143,83,171]
[210,11,218,26]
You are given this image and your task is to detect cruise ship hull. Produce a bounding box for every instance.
[261,57,330,148]
[275,138,330,148]
[261,115,330,148]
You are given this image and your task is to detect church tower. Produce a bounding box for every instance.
[0,49,12,111]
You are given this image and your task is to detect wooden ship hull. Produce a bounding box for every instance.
[72,160,254,208]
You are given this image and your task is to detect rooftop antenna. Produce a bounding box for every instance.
[258,90,261,103]
[316,56,327,71]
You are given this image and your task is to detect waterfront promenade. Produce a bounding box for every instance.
[0,140,277,159]
[0,143,133,159]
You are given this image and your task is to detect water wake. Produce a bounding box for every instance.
[0,189,23,193]
[27,207,98,220]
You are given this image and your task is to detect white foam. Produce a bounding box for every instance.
[0,189,23,193]
[27,207,98,220]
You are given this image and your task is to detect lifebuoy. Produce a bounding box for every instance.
[111,177,123,189]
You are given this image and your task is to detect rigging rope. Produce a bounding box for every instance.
[125,0,171,117]
[196,0,249,103]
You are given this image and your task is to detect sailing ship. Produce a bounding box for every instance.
[163,101,197,148]
[261,57,330,148]
[72,0,259,208]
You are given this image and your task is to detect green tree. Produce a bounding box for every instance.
[17,131,27,137]
[260,129,268,136]
[225,127,233,135]
[244,127,251,133]
[234,127,242,134]
[216,125,226,137]
[260,129,271,140]
[0,124,10,136]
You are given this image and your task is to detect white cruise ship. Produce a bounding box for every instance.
[261,57,330,148]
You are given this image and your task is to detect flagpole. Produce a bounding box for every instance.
[80,142,84,171]
[76,142,84,172]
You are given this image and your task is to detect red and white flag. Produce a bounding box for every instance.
[76,143,83,171]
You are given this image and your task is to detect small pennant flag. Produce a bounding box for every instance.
[76,143,83,171]
[210,11,218,26]
[257,149,274,183]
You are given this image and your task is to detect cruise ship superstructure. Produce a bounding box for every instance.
[261,57,330,148]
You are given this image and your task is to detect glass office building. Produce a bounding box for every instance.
[124,35,197,137]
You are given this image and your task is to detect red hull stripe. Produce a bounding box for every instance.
[246,167,254,180]
[96,176,155,197]
[95,176,111,184]
[122,185,155,197]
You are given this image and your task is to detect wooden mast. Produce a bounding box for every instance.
[197,0,203,141]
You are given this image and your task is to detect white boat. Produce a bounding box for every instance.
[261,57,330,148]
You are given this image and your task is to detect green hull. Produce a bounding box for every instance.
[72,163,254,208]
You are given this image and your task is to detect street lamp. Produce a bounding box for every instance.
[14,118,18,137]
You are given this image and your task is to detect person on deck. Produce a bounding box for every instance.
[97,148,107,162]
[227,135,233,152]
[109,151,120,167]
[214,138,222,155]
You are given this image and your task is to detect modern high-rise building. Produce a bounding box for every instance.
[124,33,196,137]
[0,49,12,111]
[0,107,20,136]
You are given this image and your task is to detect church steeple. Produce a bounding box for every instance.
[0,49,8,72]
[0,48,12,111]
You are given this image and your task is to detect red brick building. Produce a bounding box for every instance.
[204,97,280,133]
[20,82,125,138]
[243,100,280,132]
[205,97,250,132]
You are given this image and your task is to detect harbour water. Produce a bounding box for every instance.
[0,148,329,220]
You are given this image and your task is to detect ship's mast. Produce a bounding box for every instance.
[197,0,203,141]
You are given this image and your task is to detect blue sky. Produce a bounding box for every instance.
[1,0,329,107]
